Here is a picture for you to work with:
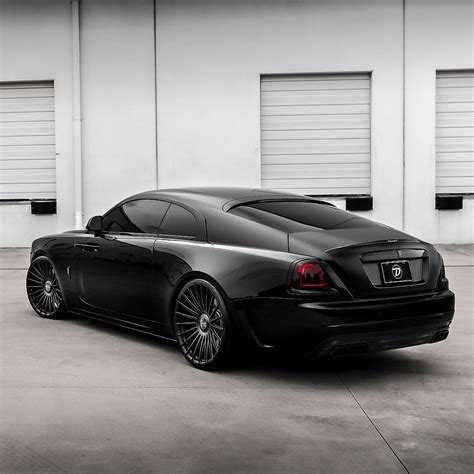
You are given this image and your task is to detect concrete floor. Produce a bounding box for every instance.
[0,246,473,473]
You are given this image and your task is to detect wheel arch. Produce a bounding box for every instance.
[28,254,64,291]
[31,249,49,261]
[167,270,240,337]
[26,254,68,318]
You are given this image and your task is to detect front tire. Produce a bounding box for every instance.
[26,256,67,319]
[174,278,233,370]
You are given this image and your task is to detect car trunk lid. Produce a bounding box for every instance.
[289,229,440,298]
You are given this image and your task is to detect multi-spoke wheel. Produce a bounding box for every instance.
[26,256,66,319]
[174,278,233,370]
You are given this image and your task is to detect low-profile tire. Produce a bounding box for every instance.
[26,256,67,319]
[174,278,234,370]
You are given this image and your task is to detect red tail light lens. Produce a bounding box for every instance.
[437,257,449,290]
[293,261,330,290]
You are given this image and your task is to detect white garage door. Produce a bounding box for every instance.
[0,81,56,200]
[436,71,474,194]
[260,73,371,195]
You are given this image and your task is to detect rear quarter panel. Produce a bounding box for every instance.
[153,238,302,301]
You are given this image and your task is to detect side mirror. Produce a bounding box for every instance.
[86,215,103,234]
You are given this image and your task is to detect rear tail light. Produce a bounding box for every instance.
[437,256,449,290]
[289,260,332,292]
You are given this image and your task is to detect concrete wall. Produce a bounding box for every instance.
[1,0,473,245]
[80,0,157,219]
[404,0,474,243]
[0,0,157,245]
[0,0,74,246]
[156,0,404,230]
[156,0,474,243]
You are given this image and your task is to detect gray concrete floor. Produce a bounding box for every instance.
[0,246,473,473]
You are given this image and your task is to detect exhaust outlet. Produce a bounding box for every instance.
[329,344,369,357]
[431,331,449,343]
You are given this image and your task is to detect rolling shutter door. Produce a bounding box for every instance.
[436,71,474,194]
[260,73,371,195]
[0,81,56,199]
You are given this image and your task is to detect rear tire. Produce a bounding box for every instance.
[26,256,67,319]
[174,278,233,370]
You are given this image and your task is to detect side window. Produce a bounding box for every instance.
[102,200,170,234]
[159,204,197,238]
[102,207,131,232]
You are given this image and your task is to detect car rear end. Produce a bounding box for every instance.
[228,199,455,356]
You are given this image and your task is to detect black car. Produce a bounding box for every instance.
[26,187,455,370]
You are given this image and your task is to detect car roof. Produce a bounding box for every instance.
[125,187,331,211]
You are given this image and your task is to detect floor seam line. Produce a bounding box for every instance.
[445,264,474,267]
[337,373,410,474]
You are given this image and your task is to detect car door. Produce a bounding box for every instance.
[76,199,170,326]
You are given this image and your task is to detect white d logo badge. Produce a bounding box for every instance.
[391,264,402,280]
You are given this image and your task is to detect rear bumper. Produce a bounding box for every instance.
[313,320,451,357]
[234,290,455,356]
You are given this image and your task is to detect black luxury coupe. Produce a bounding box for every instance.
[26,187,455,369]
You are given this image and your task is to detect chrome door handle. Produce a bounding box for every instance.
[74,243,101,252]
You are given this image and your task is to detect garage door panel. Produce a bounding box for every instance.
[436,101,474,113]
[261,114,370,130]
[261,128,369,140]
[264,186,369,195]
[0,190,56,199]
[0,144,56,158]
[436,151,473,163]
[0,159,55,170]
[437,76,474,88]
[434,185,473,194]
[436,88,474,103]
[262,138,370,155]
[261,79,369,92]
[436,112,474,128]
[262,73,370,83]
[436,71,474,193]
[0,111,55,122]
[0,121,55,136]
[261,73,371,195]
[261,89,369,106]
[261,104,370,116]
[0,182,56,197]
[0,97,54,112]
[0,81,53,89]
[261,153,370,165]
[0,88,54,99]
[0,168,56,184]
[0,135,55,146]
[436,127,474,138]
[436,137,474,153]
[436,162,474,177]
[262,177,370,190]
[262,163,370,179]
[436,176,474,188]
[0,81,56,199]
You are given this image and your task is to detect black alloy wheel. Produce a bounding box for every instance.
[26,256,66,319]
[174,278,233,370]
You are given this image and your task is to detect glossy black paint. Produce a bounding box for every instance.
[29,187,455,355]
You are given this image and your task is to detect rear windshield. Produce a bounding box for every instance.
[229,200,377,232]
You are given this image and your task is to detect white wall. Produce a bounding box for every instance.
[0,0,75,246]
[0,0,157,245]
[156,0,405,230]
[405,0,474,243]
[80,0,157,220]
[1,0,473,246]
